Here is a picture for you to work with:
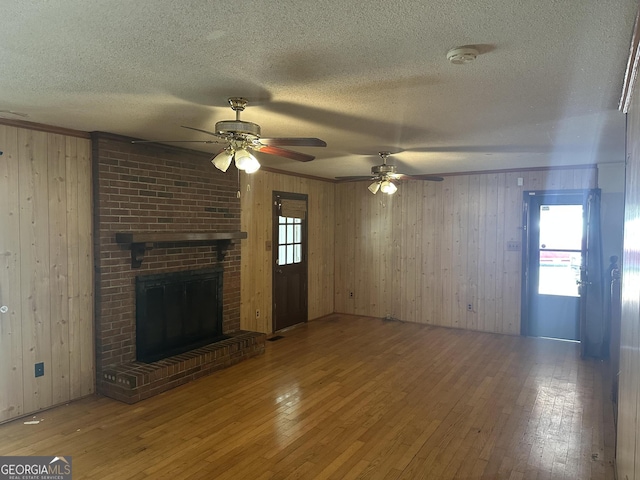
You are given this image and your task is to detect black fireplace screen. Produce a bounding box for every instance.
[135,268,226,363]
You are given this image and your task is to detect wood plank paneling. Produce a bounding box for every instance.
[336,184,357,314]
[441,178,454,328]
[334,167,596,335]
[354,184,369,316]
[467,175,480,331]
[240,170,335,333]
[0,125,94,423]
[500,172,522,334]
[48,133,70,405]
[19,128,53,413]
[616,54,640,479]
[390,192,403,320]
[76,139,94,397]
[421,180,440,324]
[66,136,82,401]
[0,125,24,421]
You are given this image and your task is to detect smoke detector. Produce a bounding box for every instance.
[447,47,479,65]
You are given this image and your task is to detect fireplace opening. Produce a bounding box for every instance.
[135,268,227,363]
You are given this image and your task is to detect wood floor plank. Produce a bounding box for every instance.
[0,315,616,479]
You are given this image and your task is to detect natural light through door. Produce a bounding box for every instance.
[537,204,583,297]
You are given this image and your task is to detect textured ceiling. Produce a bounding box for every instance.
[0,0,637,179]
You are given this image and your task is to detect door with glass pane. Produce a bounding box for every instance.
[272,192,308,332]
[523,191,586,340]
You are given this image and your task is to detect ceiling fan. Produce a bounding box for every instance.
[132,97,327,173]
[336,152,444,194]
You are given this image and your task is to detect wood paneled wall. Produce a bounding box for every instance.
[0,124,94,423]
[616,56,640,479]
[334,168,596,335]
[240,170,335,333]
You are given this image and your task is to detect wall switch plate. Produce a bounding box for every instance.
[35,362,44,378]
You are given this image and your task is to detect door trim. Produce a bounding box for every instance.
[272,191,308,333]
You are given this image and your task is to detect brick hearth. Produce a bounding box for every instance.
[92,132,262,402]
[100,331,265,404]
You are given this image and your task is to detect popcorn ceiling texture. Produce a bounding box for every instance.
[0,1,635,178]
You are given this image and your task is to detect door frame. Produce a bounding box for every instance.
[520,189,589,337]
[272,191,309,332]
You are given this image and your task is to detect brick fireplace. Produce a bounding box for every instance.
[92,132,264,403]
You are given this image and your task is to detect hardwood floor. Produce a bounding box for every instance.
[0,315,615,479]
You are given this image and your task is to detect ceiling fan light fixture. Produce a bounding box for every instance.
[368,181,381,194]
[243,157,261,174]
[234,148,261,174]
[380,179,397,195]
[211,149,234,172]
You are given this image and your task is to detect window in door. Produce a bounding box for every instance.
[538,204,583,297]
[277,216,303,266]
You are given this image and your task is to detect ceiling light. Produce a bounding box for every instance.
[211,149,234,172]
[446,47,479,65]
[234,148,261,174]
[368,182,381,194]
[380,179,397,195]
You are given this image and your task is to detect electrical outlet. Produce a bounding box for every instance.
[467,304,473,312]
[256,309,260,319]
[35,362,44,378]
[507,241,521,251]
[349,291,354,298]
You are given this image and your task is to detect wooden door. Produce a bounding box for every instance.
[272,192,308,332]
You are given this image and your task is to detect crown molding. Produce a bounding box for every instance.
[0,118,90,138]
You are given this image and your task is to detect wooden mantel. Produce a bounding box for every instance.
[115,231,248,268]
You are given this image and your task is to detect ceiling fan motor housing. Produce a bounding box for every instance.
[215,120,261,137]
[371,164,397,176]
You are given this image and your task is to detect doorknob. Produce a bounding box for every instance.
[0,306,8,314]
[276,268,283,274]
[576,280,592,286]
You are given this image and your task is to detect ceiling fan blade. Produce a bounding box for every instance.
[263,101,429,142]
[335,176,376,182]
[259,137,327,147]
[397,173,444,182]
[131,139,223,145]
[181,125,222,138]
[254,144,315,162]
